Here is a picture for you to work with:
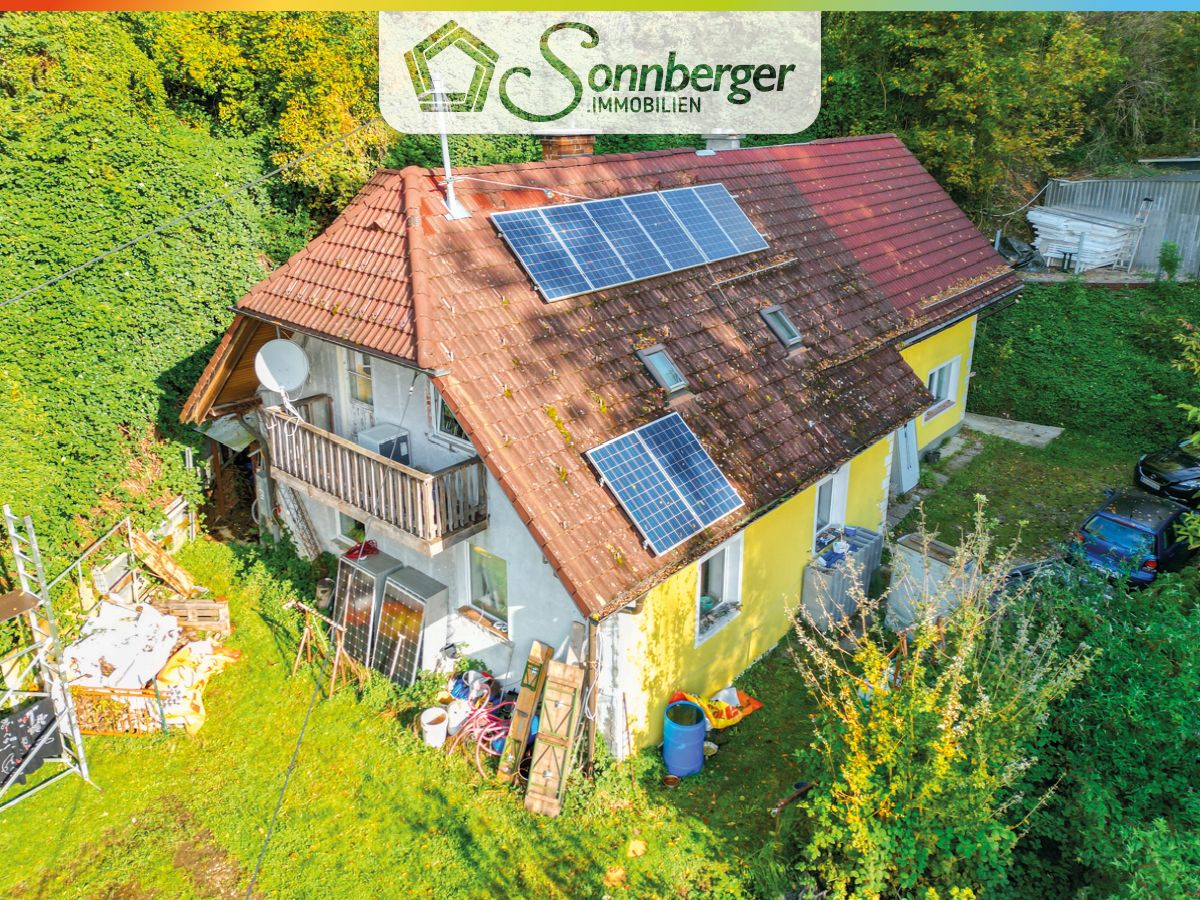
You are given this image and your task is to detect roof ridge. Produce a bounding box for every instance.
[400,166,440,371]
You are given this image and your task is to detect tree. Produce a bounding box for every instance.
[1009,564,1200,897]
[786,512,1092,898]
[765,13,1119,214]
[133,12,393,208]
[1175,321,1200,546]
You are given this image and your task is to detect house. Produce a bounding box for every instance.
[181,133,1020,752]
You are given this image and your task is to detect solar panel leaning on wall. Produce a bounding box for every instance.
[586,412,744,555]
[491,184,769,301]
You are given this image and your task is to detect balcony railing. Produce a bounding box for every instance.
[261,405,487,553]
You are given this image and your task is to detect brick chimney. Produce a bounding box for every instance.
[539,132,596,161]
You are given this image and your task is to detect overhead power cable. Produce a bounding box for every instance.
[0,116,387,311]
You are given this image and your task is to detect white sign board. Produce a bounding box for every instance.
[380,12,820,135]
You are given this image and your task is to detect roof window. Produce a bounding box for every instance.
[637,345,689,395]
[761,305,803,349]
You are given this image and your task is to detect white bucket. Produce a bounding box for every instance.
[420,707,448,748]
[446,699,471,736]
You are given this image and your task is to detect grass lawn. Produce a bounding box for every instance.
[897,431,1131,557]
[901,280,1198,558]
[2,539,814,899]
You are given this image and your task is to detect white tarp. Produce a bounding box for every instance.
[63,601,180,689]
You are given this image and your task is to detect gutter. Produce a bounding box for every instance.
[897,282,1023,347]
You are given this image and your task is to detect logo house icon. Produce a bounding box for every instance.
[405,21,499,113]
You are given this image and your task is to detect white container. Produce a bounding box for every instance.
[446,699,471,736]
[420,707,448,748]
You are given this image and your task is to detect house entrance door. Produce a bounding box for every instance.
[894,420,920,494]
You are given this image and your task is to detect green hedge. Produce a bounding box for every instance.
[970,281,1196,450]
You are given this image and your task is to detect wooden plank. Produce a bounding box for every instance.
[524,661,586,817]
[130,530,199,598]
[497,641,554,785]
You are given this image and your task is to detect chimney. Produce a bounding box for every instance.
[702,132,745,153]
[539,132,596,162]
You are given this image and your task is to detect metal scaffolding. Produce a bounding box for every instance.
[1,505,92,811]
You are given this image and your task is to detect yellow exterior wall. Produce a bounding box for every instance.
[899,315,978,449]
[621,434,893,749]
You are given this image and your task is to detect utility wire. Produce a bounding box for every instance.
[1,116,387,311]
[244,647,333,898]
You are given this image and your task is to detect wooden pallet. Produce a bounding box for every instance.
[497,641,553,784]
[72,685,166,736]
[157,597,231,638]
[524,661,585,817]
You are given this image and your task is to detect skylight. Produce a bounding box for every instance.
[761,305,802,348]
[637,345,688,395]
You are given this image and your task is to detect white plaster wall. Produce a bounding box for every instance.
[263,337,585,688]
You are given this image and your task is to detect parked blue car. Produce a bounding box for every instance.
[1072,489,1195,586]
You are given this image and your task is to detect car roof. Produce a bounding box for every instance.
[1094,489,1184,529]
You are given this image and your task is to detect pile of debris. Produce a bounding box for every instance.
[62,522,238,736]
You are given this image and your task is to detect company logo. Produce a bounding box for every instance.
[381,12,819,135]
[405,21,498,113]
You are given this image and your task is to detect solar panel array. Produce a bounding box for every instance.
[587,413,743,555]
[492,184,768,300]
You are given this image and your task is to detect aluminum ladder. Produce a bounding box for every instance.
[1113,196,1154,271]
[1,505,92,811]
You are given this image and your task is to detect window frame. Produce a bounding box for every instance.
[431,389,472,449]
[760,305,803,349]
[465,543,508,626]
[924,357,961,421]
[695,533,744,646]
[636,344,689,396]
[346,350,374,406]
[812,464,850,551]
[338,513,366,546]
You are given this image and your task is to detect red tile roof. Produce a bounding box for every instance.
[769,135,1021,333]
[185,136,1019,617]
[238,173,419,363]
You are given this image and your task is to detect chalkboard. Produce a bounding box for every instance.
[1,699,61,786]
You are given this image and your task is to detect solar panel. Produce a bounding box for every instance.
[492,183,766,301]
[491,209,590,299]
[541,204,631,288]
[662,188,739,261]
[584,198,672,279]
[586,412,744,555]
[694,183,770,254]
[638,413,743,523]
[620,193,707,271]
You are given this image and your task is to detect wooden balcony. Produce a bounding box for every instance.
[261,405,488,555]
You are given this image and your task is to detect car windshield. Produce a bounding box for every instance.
[1083,515,1153,553]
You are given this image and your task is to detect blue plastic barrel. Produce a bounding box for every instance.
[663,701,707,777]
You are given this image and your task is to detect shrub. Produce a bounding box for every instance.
[1158,239,1182,281]
[784,512,1092,897]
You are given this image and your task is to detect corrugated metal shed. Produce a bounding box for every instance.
[1042,175,1200,277]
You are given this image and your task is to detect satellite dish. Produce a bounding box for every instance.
[255,339,310,394]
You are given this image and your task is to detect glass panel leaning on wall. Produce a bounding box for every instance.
[470,545,508,623]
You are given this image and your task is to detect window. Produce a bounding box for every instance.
[433,393,469,443]
[696,534,743,644]
[637,345,689,395]
[468,545,507,622]
[347,351,373,405]
[812,465,849,550]
[815,479,834,534]
[761,305,802,348]
[925,358,960,418]
[339,514,366,544]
